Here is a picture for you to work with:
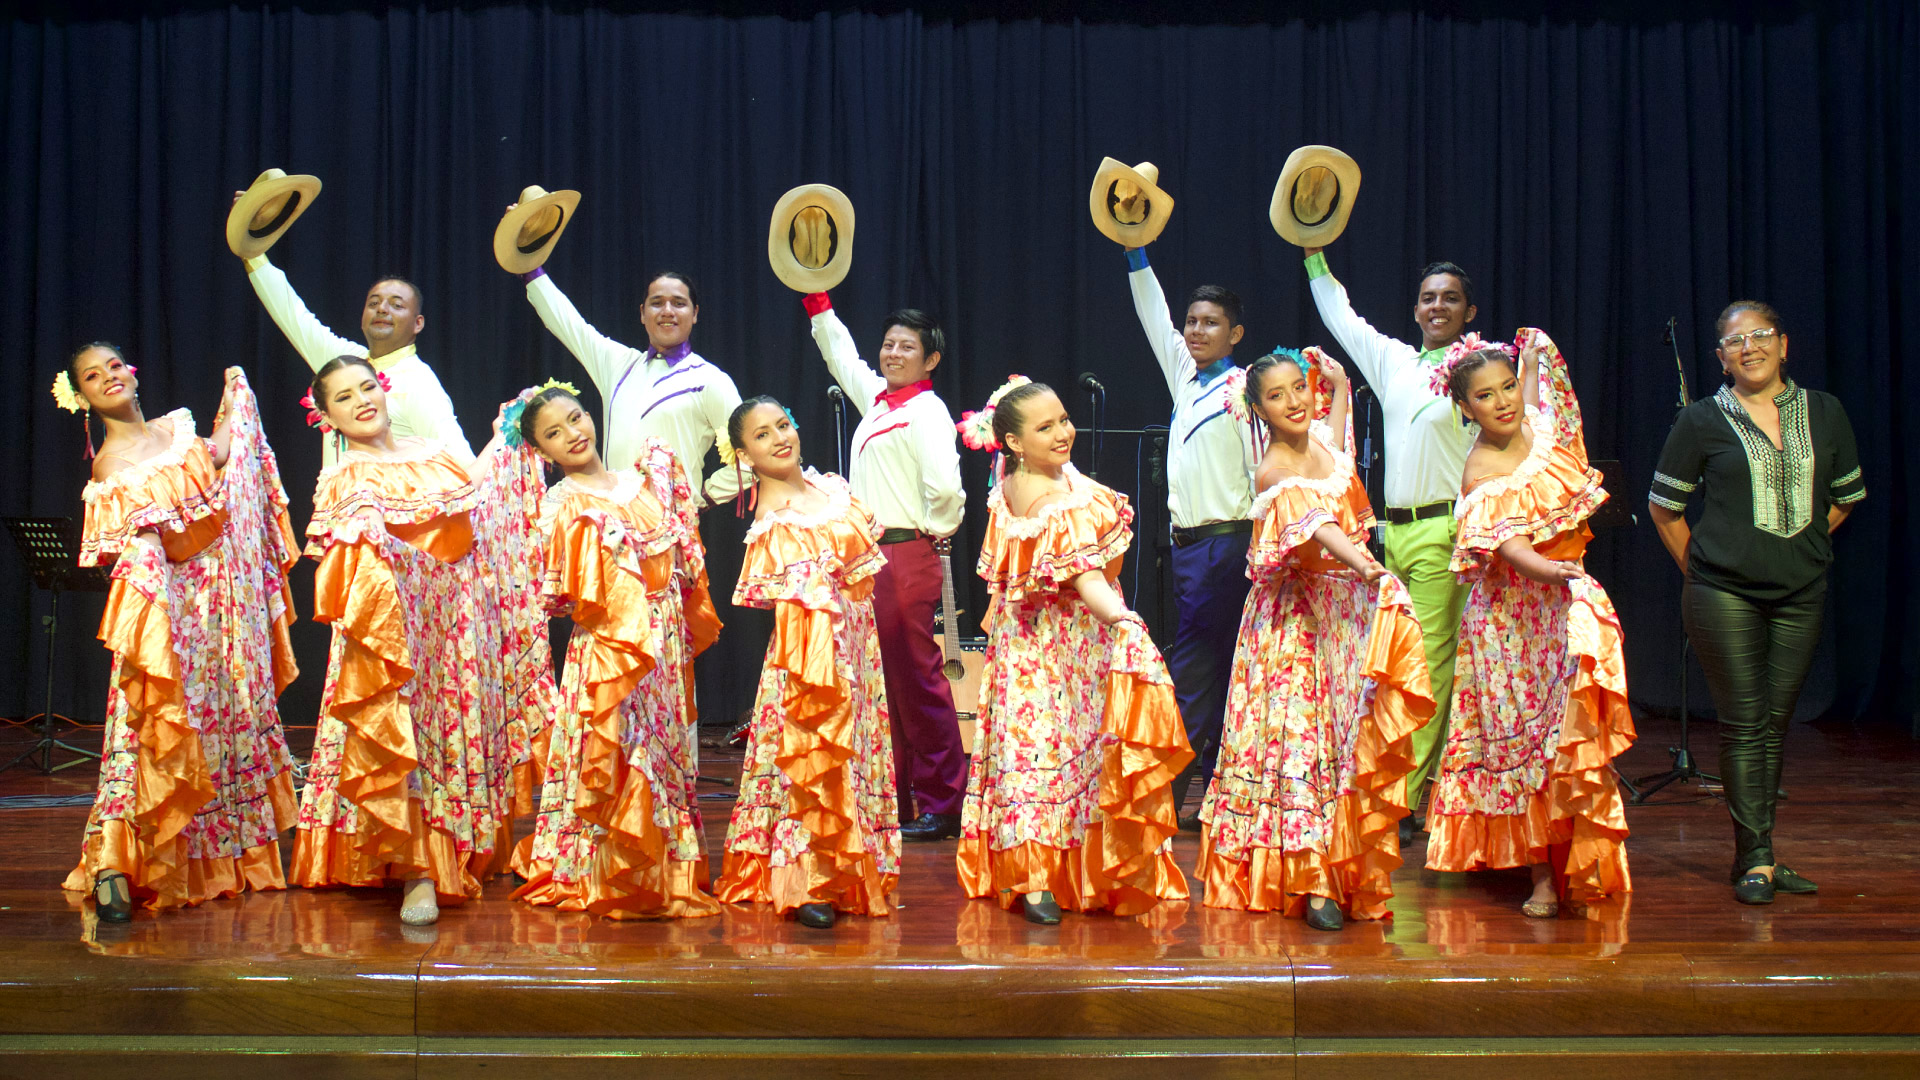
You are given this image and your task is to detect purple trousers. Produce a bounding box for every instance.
[871,536,968,818]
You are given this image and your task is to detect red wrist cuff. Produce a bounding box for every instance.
[801,292,832,317]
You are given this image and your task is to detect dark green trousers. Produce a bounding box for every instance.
[1682,579,1827,872]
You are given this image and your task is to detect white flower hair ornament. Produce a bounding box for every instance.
[51,372,86,414]
[1428,332,1517,399]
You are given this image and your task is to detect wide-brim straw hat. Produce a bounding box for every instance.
[494,185,582,274]
[1088,158,1174,247]
[767,184,856,293]
[1270,145,1362,248]
[226,169,322,258]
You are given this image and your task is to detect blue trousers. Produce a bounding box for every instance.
[1167,532,1254,788]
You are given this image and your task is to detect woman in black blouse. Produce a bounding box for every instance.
[1648,301,1865,906]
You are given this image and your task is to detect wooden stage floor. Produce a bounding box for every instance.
[0,712,1916,1077]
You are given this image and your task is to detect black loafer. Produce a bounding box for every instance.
[1304,898,1344,932]
[899,812,962,842]
[1023,892,1063,925]
[1733,872,1776,906]
[1772,864,1818,894]
[794,902,837,928]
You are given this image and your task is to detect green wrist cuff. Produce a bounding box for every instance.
[1304,251,1330,280]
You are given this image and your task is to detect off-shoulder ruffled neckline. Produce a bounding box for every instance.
[538,468,649,533]
[1248,427,1355,520]
[82,408,196,503]
[322,435,454,476]
[1455,405,1555,517]
[743,469,852,541]
[986,464,1106,539]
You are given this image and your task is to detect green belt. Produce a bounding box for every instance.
[877,528,925,546]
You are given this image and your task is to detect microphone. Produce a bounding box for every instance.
[1078,372,1106,395]
[827,385,845,403]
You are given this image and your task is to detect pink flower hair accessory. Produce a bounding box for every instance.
[955,374,1032,452]
[301,367,393,431]
[1428,332,1517,398]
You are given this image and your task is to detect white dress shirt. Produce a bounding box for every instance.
[1127,260,1259,529]
[808,306,965,537]
[526,274,745,505]
[1306,254,1476,509]
[244,255,472,467]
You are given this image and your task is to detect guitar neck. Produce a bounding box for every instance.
[933,537,960,661]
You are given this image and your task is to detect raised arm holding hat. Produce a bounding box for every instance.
[1283,145,1478,840]
[1096,157,1259,826]
[499,187,744,506]
[228,171,472,467]
[774,183,970,843]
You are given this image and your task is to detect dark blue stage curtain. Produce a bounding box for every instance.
[2,1,1914,734]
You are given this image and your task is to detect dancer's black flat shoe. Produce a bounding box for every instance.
[794,902,837,928]
[1771,864,1818,894]
[1023,892,1063,925]
[1733,872,1776,906]
[93,871,132,923]
[899,812,962,841]
[1304,898,1344,932]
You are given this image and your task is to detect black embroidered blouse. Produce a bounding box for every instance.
[1649,381,1864,601]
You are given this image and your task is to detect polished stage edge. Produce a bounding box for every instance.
[1,715,1917,1076]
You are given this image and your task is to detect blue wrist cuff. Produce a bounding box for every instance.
[1126,247,1150,273]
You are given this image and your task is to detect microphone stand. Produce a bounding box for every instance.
[1078,374,1107,480]
[827,384,847,476]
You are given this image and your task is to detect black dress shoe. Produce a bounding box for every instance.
[1398,817,1417,850]
[1733,872,1776,906]
[1304,898,1344,932]
[899,812,962,841]
[1772,864,1818,894]
[93,871,132,924]
[1178,812,1203,834]
[1023,891,1063,925]
[794,902,837,928]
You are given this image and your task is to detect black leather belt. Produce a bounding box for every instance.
[1171,520,1254,548]
[1382,501,1454,525]
[877,528,925,546]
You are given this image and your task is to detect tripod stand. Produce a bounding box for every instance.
[1627,632,1720,803]
[3,516,112,776]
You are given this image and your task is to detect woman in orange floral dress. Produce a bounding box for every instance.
[954,378,1191,925]
[714,396,899,929]
[292,356,553,925]
[56,344,299,921]
[1423,331,1634,917]
[509,383,721,919]
[1195,349,1433,931]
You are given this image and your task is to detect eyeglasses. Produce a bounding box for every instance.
[1718,327,1779,350]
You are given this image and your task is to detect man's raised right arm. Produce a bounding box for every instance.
[522,268,632,398]
[1304,250,1404,389]
[243,254,361,373]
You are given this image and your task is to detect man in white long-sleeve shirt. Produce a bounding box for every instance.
[518,267,746,506]
[241,254,472,465]
[1302,246,1480,842]
[1124,247,1260,824]
[802,291,969,841]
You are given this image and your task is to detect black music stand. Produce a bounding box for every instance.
[3,516,112,775]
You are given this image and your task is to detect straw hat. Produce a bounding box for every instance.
[494,185,582,274]
[767,184,856,293]
[1270,146,1362,248]
[1088,158,1174,247]
[226,169,322,258]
